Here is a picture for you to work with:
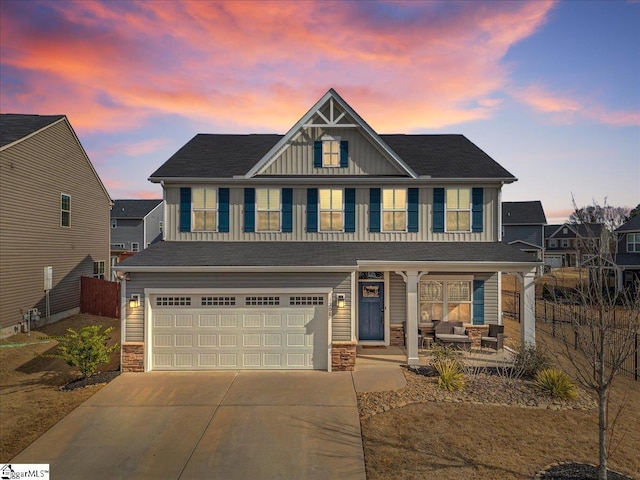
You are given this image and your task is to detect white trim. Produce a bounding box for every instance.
[350,271,357,342]
[255,187,283,233]
[191,186,219,232]
[381,188,408,233]
[384,271,390,345]
[149,176,512,185]
[116,265,355,273]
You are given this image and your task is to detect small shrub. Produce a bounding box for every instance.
[47,325,119,378]
[430,343,461,364]
[513,344,552,378]
[434,359,465,392]
[533,369,578,399]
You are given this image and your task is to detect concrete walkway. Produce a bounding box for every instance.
[12,371,366,480]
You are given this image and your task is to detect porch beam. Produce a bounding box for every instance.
[515,270,536,346]
[396,270,428,366]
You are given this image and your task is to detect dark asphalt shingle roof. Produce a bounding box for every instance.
[149,134,515,180]
[116,241,538,268]
[502,201,547,225]
[545,223,603,238]
[111,199,163,219]
[615,215,640,232]
[0,114,65,148]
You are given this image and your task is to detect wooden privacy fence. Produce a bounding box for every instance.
[536,299,639,382]
[80,276,120,318]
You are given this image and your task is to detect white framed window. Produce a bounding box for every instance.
[93,261,105,279]
[319,188,344,231]
[193,188,217,231]
[111,219,117,228]
[61,194,71,227]
[549,239,557,248]
[562,239,569,248]
[446,188,471,232]
[159,220,163,232]
[628,233,640,252]
[131,242,139,252]
[382,188,407,231]
[111,243,125,249]
[256,188,281,231]
[419,278,472,323]
[322,138,340,167]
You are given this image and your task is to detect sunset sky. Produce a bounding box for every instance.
[1,0,638,223]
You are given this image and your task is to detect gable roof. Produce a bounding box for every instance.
[545,223,604,239]
[615,215,640,232]
[502,201,547,225]
[149,88,516,182]
[0,114,65,149]
[111,199,163,219]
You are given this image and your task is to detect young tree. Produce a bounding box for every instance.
[553,200,640,480]
[568,201,630,231]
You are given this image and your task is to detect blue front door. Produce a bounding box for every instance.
[358,282,384,341]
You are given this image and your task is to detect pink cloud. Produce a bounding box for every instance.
[511,84,640,126]
[1,0,557,133]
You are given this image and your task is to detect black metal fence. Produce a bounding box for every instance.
[502,290,520,323]
[536,299,639,382]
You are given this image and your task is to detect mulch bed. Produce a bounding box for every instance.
[535,462,635,480]
[60,370,121,391]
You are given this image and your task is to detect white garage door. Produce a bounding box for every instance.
[545,256,563,268]
[150,294,328,370]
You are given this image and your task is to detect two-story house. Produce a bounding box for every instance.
[110,199,164,278]
[614,215,640,294]
[544,223,604,269]
[0,114,112,336]
[115,89,538,373]
[502,201,547,271]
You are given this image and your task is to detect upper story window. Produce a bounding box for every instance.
[111,219,117,228]
[628,233,640,252]
[61,194,71,227]
[193,187,217,231]
[323,139,340,167]
[382,189,406,231]
[446,188,470,232]
[131,242,140,252]
[159,220,163,232]
[319,188,343,231]
[256,188,281,231]
[549,239,557,248]
[562,239,569,248]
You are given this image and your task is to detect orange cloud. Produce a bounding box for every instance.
[1,0,558,133]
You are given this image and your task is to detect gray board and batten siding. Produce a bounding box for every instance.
[0,117,111,332]
[164,185,500,243]
[124,272,352,343]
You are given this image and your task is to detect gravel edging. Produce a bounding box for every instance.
[357,366,596,420]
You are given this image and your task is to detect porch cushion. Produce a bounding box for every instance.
[436,334,470,342]
[453,326,466,335]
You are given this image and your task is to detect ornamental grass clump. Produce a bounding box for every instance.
[434,359,465,392]
[533,368,578,399]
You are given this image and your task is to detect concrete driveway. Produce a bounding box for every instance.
[12,371,366,480]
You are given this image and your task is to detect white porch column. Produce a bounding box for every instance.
[404,270,421,366]
[517,270,536,347]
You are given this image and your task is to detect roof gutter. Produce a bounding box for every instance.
[148,176,516,185]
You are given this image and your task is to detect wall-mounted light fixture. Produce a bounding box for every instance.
[336,294,345,309]
[128,294,140,309]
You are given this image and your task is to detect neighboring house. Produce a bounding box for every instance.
[0,114,112,336]
[544,223,604,269]
[115,89,538,373]
[502,201,547,271]
[110,199,164,277]
[614,215,640,294]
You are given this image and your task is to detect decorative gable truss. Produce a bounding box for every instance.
[246,89,417,178]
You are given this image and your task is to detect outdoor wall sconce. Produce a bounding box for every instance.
[336,294,345,309]
[129,294,140,308]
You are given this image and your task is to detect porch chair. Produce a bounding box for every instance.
[480,324,505,351]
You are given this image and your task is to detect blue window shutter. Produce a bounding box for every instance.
[408,188,419,233]
[282,188,293,233]
[369,188,381,233]
[307,188,318,232]
[244,188,255,233]
[218,188,229,233]
[473,280,485,325]
[340,141,349,168]
[179,187,191,232]
[345,188,356,233]
[313,141,322,168]
[472,187,484,232]
[433,188,445,233]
